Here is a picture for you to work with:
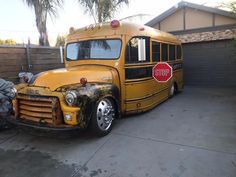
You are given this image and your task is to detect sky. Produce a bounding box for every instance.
[0,0,230,45]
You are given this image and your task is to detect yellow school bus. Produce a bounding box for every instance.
[10,20,183,136]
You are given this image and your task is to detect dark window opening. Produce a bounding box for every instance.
[125,37,150,64]
[169,45,175,61]
[125,67,152,79]
[152,41,160,62]
[177,45,182,59]
[161,43,168,61]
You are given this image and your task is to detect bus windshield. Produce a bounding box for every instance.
[66,39,121,60]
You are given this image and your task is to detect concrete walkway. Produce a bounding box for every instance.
[0,86,236,177]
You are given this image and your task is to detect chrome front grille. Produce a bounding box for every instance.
[16,94,63,125]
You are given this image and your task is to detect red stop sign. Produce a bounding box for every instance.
[152,62,173,82]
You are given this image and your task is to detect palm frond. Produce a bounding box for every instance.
[77,0,130,22]
[23,0,64,17]
[22,0,64,46]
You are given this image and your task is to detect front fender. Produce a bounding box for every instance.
[74,83,120,128]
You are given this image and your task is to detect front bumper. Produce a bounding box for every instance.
[7,115,81,132]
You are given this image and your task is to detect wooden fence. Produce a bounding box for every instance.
[0,46,64,83]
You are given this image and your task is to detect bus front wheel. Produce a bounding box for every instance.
[90,98,115,136]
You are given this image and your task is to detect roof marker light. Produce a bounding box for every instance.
[139,27,145,31]
[69,27,75,34]
[110,20,120,28]
[85,26,89,31]
[98,23,102,29]
[89,24,96,30]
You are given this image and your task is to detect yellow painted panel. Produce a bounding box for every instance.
[125,87,169,113]
[125,78,168,100]
[33,65,113,91]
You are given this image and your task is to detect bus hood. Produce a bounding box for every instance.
[32,66,114,91]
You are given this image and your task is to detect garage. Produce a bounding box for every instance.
[183,39,236,87]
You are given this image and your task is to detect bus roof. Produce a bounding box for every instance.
[67,21,181,44]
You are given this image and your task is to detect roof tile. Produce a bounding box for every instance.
[176,28,236,43]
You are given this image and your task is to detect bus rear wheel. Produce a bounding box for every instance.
[169,83,176,98]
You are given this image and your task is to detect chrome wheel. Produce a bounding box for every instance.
[96,98,115,131]
[169,84,175,97]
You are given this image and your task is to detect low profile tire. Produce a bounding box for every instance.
[90,98,115,136]
[169,83,176,98]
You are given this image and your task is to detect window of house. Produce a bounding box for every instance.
[125,37,150,64]
[152,41,160,62]
[161,43,168,61]
[169,45,176,61]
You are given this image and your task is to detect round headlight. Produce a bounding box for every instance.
[65,91,77,106]
[9,88,17,99]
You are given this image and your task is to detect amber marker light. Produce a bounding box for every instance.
[110,20,120,28]
[80,77,87,86]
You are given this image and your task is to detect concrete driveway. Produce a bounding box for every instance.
[0,86,236,177]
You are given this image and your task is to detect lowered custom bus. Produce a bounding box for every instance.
[10,20,183,136]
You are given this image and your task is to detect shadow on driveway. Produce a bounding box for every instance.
[0,86,236,177]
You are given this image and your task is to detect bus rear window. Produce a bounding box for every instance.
[169,45,175,61]
[66,39,121,60]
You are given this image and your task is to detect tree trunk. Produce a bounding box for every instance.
[97,0,102,23]
[33,2,50,46]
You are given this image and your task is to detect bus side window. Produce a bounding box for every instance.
[169,44,175,61]
[125,37,150,64]
[161,43,168,62]
[152,41,160,62]
[177,45,182,59]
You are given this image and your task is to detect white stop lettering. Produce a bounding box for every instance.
[155,69,169,76]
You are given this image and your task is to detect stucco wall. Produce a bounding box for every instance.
[159,9,184,32]
[215,15,236,26]
[185,8,213,29]
[151,7,236,32]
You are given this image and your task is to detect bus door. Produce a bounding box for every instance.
[124,37,168,114]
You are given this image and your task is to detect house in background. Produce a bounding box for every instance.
[146,1,236,87]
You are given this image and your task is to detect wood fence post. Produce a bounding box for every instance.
[26,37,32,71]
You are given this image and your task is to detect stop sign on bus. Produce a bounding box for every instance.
[152,62,173,82]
